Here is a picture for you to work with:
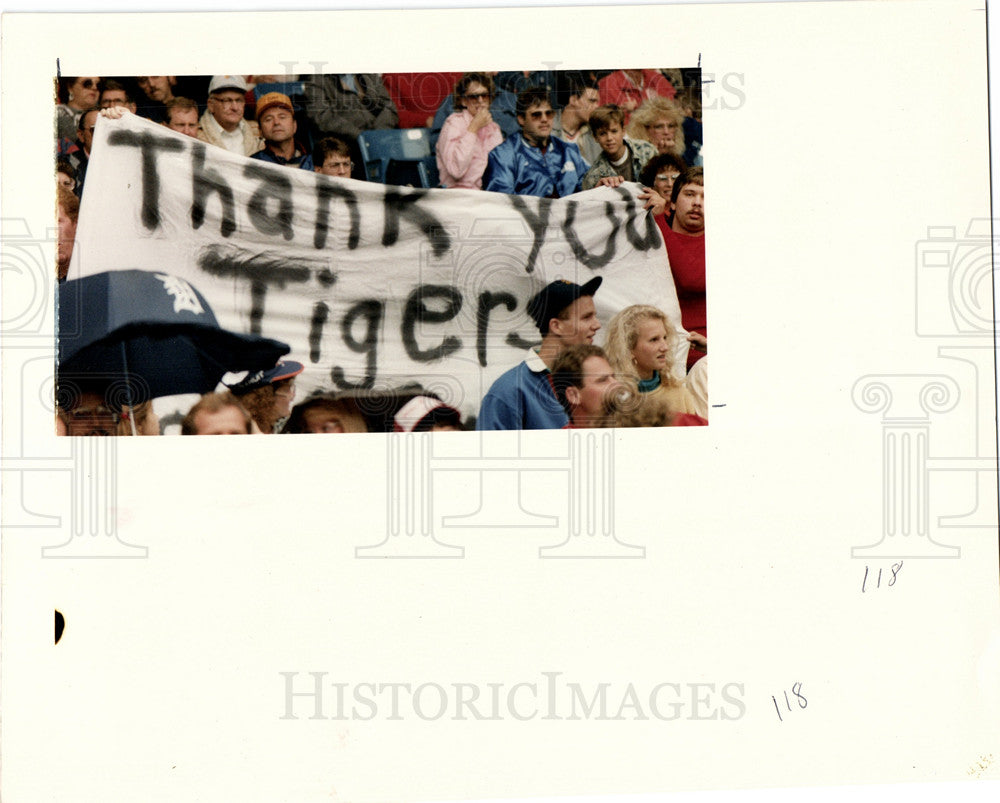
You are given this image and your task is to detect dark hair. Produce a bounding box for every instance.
[671,165,703,205]
[516,86,552,118]
[280,392,369,434]
[639,152,688,187]
[588,104,625,135]
[99,78,133,104]
[551,344,608,415]
[59,76,100,105]
[452,72,495,111]
[56,158,77,181]
[57,76,75,102]
[412,405,463,433]
[560,71,598,107]
[78,107,99,131]
[312,136,351,166]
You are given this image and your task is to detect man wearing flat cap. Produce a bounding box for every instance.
[197,75,264,156]
[477,277,603,431]
[251,92,314,170]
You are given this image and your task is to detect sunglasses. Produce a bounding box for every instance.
[527,109,555,120]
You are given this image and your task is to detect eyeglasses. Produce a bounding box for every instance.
[463,92,491,101]
[211,96,245,106]
[63,406,118,423]
[656,173,680,182]
[528,109,555,120]
[323,160,353,170]
[77,79,97,89]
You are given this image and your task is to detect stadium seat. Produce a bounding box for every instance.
[357,128,438,188]
[253,81,307,101]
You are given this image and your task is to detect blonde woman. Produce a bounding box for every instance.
[626,97,686,159]
[604,304,706,420]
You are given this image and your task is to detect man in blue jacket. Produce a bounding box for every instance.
[484,87,589,197]
[477,277,603,430]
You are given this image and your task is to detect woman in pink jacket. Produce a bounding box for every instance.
[436,73,503,189]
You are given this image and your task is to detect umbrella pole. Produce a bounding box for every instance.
[120,342,138,437]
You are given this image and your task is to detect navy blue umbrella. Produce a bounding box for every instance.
[59,270,290,402]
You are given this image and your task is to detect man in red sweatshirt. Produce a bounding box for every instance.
[655,166,705,368]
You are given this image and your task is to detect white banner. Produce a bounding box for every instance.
[71,113,685,417]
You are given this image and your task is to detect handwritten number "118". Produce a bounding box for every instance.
[772,683,806,722]
[862,561,903,592]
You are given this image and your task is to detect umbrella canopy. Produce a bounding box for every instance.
[59,270,290,401]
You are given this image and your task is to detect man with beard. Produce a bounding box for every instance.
[655,166,705,367]
[136,75,178,122]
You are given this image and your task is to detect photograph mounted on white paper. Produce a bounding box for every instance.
[1,2,998,803]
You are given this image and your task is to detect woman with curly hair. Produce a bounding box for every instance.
[228,361,304,434]
[435,72,504,189]
[603,304,706,420]
[626,97,686,159]
[638,152,688,226]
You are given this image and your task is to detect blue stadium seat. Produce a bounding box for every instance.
[254,81,307,101]
[357,128,438,188]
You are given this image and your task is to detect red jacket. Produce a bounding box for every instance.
[598,70,676,123]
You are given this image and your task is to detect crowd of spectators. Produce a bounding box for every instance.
[54,68,707,434]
